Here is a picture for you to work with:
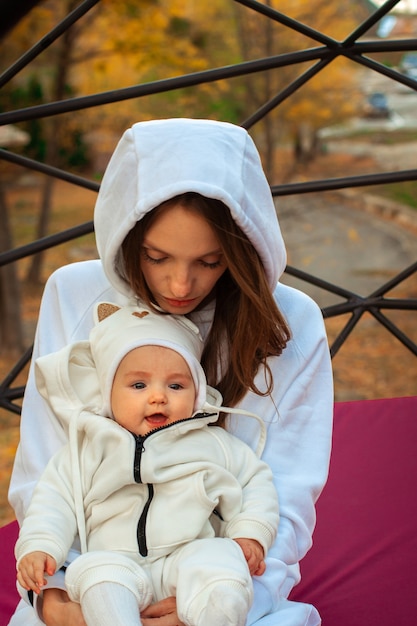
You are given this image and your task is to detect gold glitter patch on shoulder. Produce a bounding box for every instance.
[97,302,120,322]
[133,311,149,319]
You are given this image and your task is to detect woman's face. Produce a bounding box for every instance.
[140,203,227,314]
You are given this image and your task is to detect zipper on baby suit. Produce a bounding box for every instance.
[132,413,216,556]
[137,483,154,556]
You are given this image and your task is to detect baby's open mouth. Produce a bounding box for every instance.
[145,413,168,425]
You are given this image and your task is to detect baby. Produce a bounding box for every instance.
[16,303,279,626]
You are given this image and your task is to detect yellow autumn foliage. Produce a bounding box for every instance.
[234,0,363,130]
[2,0,238,135]
[1,0,366,164]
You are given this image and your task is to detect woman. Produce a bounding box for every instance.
[8,118,333,626]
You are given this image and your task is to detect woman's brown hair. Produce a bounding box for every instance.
[121,193,290,421]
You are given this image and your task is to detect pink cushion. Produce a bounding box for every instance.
[290,396,417,625]
[0,519,19,625]
[1,396,416,625]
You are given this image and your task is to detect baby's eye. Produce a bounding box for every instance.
[132,382,146,390]
[169,383,183,391]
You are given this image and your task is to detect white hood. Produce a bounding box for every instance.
[94,118,287,297]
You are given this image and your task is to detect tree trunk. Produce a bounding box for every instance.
[294,122,319,165]
[0,181,24,354]
[25,174,55,284]
[233,0,278,181]
[25,14,76,284]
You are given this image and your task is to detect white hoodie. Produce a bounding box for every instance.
[8,118,333,626]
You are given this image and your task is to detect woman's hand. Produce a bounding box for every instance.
[41,588,86,626]
[141,597,185,626]
[41,588,183,626]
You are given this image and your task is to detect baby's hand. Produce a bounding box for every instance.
[17,551,57,594]
[234,538,266,576]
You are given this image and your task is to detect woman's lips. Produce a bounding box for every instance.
[164,297,197,308]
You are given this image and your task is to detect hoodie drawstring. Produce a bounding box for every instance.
[68,408,88,554]
[202,402,267,457]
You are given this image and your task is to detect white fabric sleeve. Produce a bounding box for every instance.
[15,446,78,570]
[8,260,124,526]
[213,433,280,555]
[229,284,333,622]
[8,261,126,619]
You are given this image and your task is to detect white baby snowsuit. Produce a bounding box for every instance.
[16,410,278,624]
[15,303,279,625]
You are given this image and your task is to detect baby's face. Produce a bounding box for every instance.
[111,345,196,436]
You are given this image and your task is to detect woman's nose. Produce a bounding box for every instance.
[170,265,193,297]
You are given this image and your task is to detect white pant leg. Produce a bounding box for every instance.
[161,537,253,626]
[7,556,320,626]
[65,551,153,611]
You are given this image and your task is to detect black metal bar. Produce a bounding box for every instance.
[285,265,358,300]
[0,346,32,390]
[2,154,416,205]
[0,0,101,88]
[272,169,417,196]
[0,221,94,266]
[242,57,334,129]
[0,345,32,415]
[0,149,100,191]
[370,308,417,356]
[233,0,340,48]
[0,346,33,397]
[2,33,416,127]
[323,297,417,318]
[352,38,417,54]
[375,300,417,311]
[0,47,333,125]
[0,387,26,401]
[0,394,25,415]
[323,299,372,317]
[342,0,402,46]
[369,261,417,299]
[329,309,364,357]
[350,53,417,91]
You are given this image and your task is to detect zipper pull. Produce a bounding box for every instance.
[134,435,146,482]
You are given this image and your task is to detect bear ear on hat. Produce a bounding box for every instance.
[95,302,120,323]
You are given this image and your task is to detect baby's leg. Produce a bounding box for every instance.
[164,537,253,626]
[65,551,153,626]
[81,581,142,625]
